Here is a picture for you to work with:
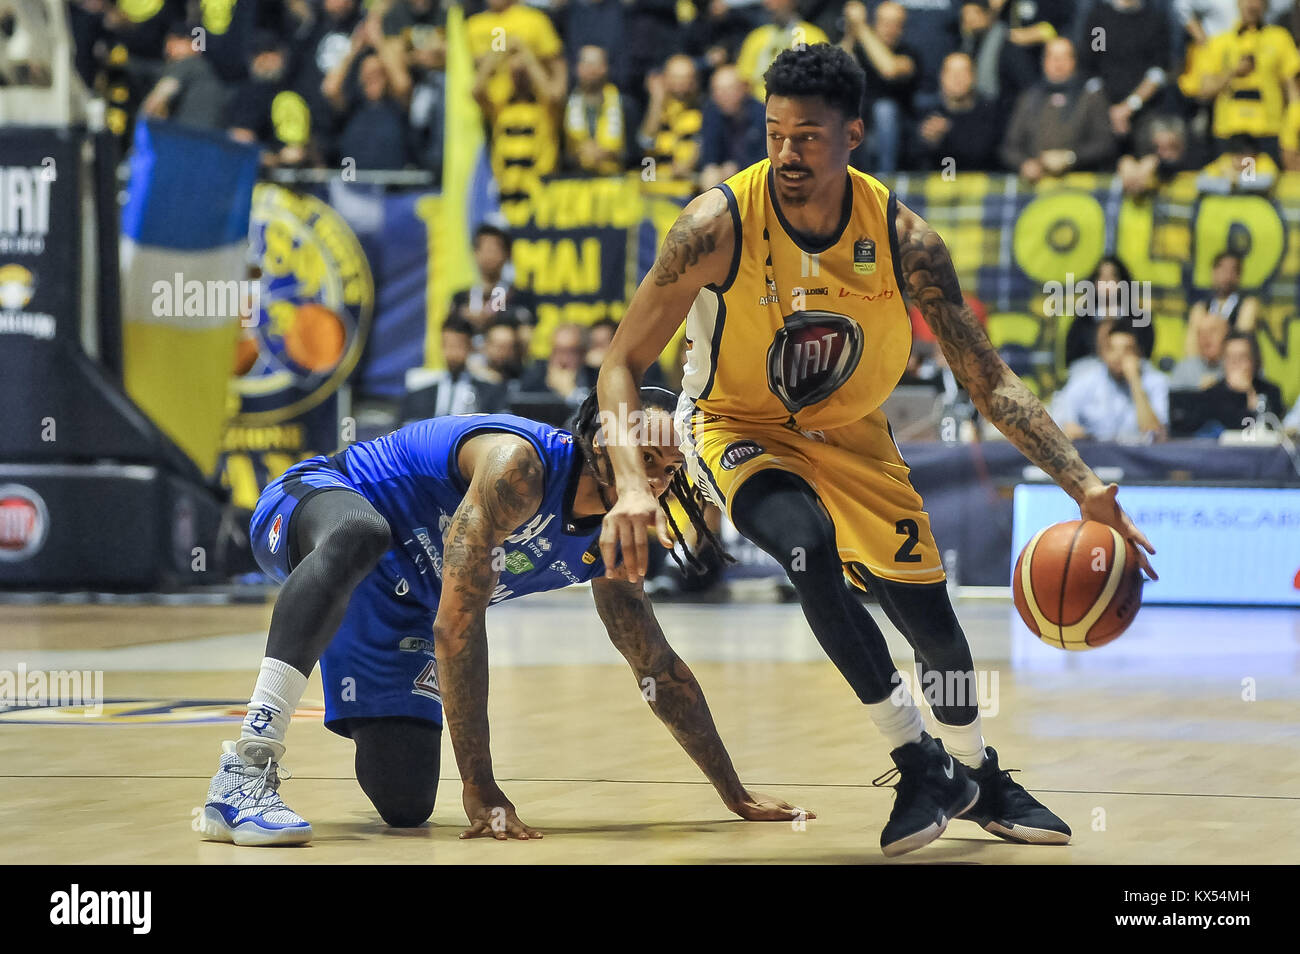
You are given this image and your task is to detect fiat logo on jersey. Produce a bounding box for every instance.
[766,310,864,413]
[0,484,50,562]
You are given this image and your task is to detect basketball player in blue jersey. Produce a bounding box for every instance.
[199,388,808,845]
[598,45,1158,856]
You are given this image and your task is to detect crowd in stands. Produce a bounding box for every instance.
[1046,248,1298,442]
[62,0,1300,441]
[63,0,1300,187]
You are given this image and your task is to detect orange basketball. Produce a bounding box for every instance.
[285,303,346,372]
[1013,520,1143,651]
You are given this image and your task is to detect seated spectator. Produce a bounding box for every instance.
[474,318,526,389]
[684,0,754,73]
[402,317,508,419]
[228,31,321,168]
[698,64,766,188]
[736,0,829,101]
[1196,133,1279,191]
[1196,331,1285,429]
[1184,250,1259,358]
[1118,113,1198,196]
[1063,256,1154,374]
[517,322,595,403]
[622,0,686,111]
[1182,0,1300,168]
[1170,310,1229,389]
[996,0,1084,108]
[584,316,669,386]
[1076,0,1176,151]
[321,12,414,170]
[910,52,1001,172]
[466,0,566,111]
[140,22,230,130]
[382,0,449,182]
[560,0,629,92]
[474,42,563,216]
[1051,318,1169,441]
[841,1,918,174]
[448,224,539,347]
[889,0,962,94]
[637,54,703,194]
[291,0,364,140]
[958,0,1008,107]
[564,45,635,175]
[1000,37,1116,181]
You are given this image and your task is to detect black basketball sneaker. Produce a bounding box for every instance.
[873,733,980,857]
[954,744,1071,844]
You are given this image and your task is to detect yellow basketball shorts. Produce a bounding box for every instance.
[682,406,946,586]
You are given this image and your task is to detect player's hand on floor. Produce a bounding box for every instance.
[460,785,543,841]
[1079,483,1158,580]
[728,790,815,822]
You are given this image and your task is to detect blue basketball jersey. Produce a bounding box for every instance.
[334,413,607,608]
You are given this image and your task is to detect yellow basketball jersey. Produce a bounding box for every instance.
[680,159,911,431]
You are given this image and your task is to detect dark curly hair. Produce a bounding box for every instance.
[567,387,731,576]
[764,43,865,121]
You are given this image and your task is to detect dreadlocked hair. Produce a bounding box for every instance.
[567,387,733,577]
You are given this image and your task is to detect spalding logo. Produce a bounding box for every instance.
[720,441,764,470]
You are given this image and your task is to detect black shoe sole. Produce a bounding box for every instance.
[881,779,980,858]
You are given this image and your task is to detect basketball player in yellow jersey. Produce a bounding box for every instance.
[597,44,1158,857]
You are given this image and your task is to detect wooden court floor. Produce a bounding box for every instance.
[1,590,1297,865]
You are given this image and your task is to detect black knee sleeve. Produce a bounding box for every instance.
[348,717,442,828]
[730,469,899,705]
[866,573,978,726]
[293,494,392,581]
[265,491,392,673]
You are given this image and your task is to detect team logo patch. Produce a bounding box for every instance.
[853,237,877,274]
[720,440,765,470]
[766,310,865,414]
[503,550,535,574]
[267,514,283,554]
[582,549,598,565]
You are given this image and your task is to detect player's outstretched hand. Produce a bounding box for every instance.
[460,785,542,841]
[728,790,815,822]
[599,485,660,583]
[1079,483,1158,581]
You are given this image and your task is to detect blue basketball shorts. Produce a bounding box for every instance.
[249,458,443,735]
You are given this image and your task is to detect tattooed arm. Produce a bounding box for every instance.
[894,200,1157,577]
[590,576,811,822]
[596,188,734,583]
[434,433,546,839]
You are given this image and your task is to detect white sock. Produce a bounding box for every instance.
[935,714,987,770]
[867,681,926,750]
[239,657,307,762]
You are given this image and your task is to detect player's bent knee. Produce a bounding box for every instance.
[374,797,435,829]
[315,510,392,577]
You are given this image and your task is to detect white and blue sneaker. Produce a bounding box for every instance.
[198,740,312,846]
